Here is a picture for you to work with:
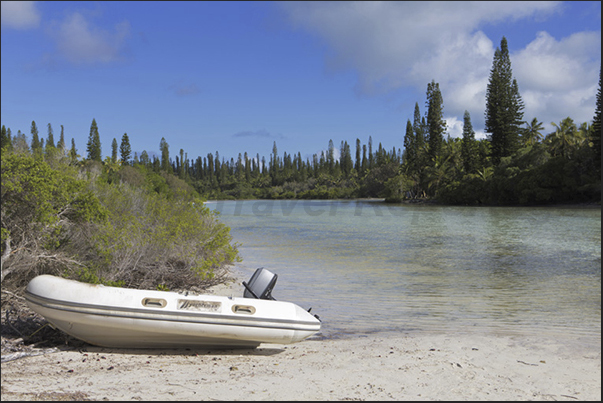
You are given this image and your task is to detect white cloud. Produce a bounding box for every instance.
[1,1,41,29]
[281,1,599,134]
[47,12,131,65]
[514,31,598,91]
[282,2,560,93]
[445,116,463,139]
[512,31,600,127]
[445,115,487,140]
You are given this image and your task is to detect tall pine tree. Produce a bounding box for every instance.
[30,121,42,155]
[425,80,446,162]
[340,140,353,178]
[368,136,374,169]
[86,118,102,161]
[412,102,425,153]
[111,138,118,163]
[57,125,66,153]
[461,110,477,174]
[46,123,55,150]
[355,138,361,172]
[70,138,78,163]
[403,119,415,173]
[485,37,525,164]
[160,137,171,172]
[120,133,132,166]
[411,102,428,184]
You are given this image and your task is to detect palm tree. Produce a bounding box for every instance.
[546,117,578,159]
[424,154,454,196]
[476,166,494,182]
[443,137,463,175]
[521,118,544,146]
[577,122,590,147]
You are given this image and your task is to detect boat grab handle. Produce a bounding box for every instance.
[142,298,167,308]
[232,305,256,315]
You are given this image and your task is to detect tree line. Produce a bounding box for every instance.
[2,37,600,205]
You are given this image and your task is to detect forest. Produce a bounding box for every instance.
[5,39,598,208]
[1,37,601,291]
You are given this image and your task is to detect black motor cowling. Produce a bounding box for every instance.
[242,268,277,300]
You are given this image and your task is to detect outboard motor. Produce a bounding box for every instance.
[242,267,321,322]
[243,268,278,300]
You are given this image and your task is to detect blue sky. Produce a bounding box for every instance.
[1,1,601,163]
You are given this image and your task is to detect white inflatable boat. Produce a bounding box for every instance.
[25,268,321,349]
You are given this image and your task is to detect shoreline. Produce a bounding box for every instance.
[206,197,601,211]
[2,268,600,400]
[1,331,600,401]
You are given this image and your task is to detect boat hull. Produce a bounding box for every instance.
[25,275,320,349]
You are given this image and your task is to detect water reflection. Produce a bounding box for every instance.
[210,200,601,342]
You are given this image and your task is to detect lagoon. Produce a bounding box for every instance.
[210,200,601,345]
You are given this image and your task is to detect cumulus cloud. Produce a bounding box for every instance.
[1,1,40,30]
[513,31,600,125]
[445,115,487,140]
[281,1,599,133]
[282,2,558,92]
[445,116,463,139]
[47,12,131,65]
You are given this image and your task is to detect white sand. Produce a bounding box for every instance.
[1,332,600,401]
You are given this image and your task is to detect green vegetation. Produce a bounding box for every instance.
[1,138,240,292]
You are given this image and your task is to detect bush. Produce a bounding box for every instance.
[1,151,241,293]
[70,180,240,290]
[1,153,107,288]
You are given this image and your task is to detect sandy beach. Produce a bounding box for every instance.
[2,274,600,401]
[1,331,600,401]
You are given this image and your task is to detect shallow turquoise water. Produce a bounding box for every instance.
[210,200,601,343]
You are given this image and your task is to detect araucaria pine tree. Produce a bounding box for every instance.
[86,118,102,161]
[120,133,132,166]
[111,138,118,163]
[30,121,41,154]
[160,137,171,172]
[70,138,78,163]
[461,110,477,174]
[57,125,66,152]
[425,80,446,163]
[46,123,55,150]
[403,119,415,173]
[485,37,525,164]
[413,102,425,153]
